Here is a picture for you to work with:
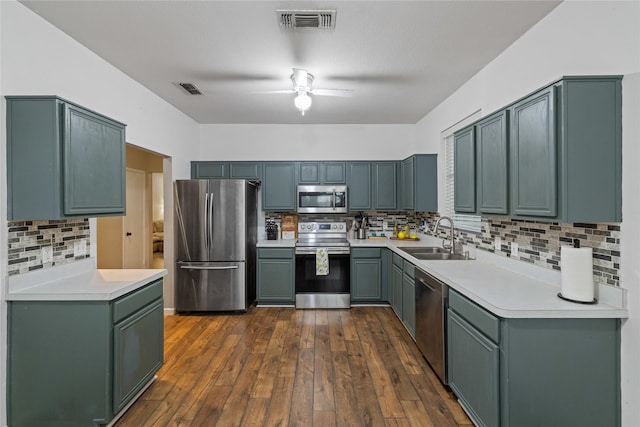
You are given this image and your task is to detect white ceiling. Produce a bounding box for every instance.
[21,1,561,125]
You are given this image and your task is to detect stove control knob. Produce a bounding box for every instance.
[339,224,344,230]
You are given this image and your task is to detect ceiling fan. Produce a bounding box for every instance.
[259,68,353,115]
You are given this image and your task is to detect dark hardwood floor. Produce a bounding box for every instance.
[115,306,472,427]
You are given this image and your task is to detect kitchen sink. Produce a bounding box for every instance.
[397,246,468,260]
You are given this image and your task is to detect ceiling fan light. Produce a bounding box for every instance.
[294,92,312,113]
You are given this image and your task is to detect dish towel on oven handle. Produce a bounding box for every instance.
[316,247,329,276]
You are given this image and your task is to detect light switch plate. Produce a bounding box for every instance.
[74,240,87,257]
[41,246,53,264]
[511,242,519,258]
[494,237,501,252]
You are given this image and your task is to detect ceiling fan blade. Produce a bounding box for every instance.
[292,68,308,88]
[310,88,354,97]
[252,89,296,94]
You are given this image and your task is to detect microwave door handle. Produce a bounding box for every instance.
[332,190,336,211]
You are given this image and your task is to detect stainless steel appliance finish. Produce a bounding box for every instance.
[174,179,258,312]
[295,221,350,309]
[297,185,348,214]
[415,267,449,384]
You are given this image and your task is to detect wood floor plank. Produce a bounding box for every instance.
[114,307,472,427]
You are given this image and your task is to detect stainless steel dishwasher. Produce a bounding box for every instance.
[415,267,449,384]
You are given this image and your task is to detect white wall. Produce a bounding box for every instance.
[0,2,201,425]
[199,124,416,160]
[415,1,640,425]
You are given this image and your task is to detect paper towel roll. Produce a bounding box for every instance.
[560,246,594,302]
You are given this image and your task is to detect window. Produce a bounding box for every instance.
[441,111,482,233]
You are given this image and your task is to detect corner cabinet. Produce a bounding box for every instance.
[257,248,295,304]
[448,289,620,427]
[6,96,126,220]
[401,154,438,212]
[8,279,164,427]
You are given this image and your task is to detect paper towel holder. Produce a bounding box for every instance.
[557,292,597,304]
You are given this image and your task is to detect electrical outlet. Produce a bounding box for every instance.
[511,242,519,258]
[494,237,502,252]
[383,221,388,230]
[74,240,87,257]
[41,246,53,264]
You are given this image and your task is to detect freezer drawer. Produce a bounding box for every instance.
[176,261,247,311]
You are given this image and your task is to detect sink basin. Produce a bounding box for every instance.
[397,246,468,260]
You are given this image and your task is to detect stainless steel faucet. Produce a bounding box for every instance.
[433,216,456,254]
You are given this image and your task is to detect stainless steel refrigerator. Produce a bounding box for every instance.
[174,179,258,312]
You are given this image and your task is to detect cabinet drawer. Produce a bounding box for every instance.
[403,260,415,279]
[449,289,500,343]
[392,253,403,267]
[352,248,381,258]
[258,248,294,259]
[113,279,163,324]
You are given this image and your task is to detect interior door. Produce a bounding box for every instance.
[123,169,147,268]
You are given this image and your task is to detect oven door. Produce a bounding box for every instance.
[295,248,350,308]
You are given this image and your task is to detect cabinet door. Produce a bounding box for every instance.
[401,157,415,210]
[454,126,476,213]
[448,309,500,427]
[402,272,415,337]
[351,258,382,301]
[63,103,126,216]
[373,162,397,210]
[229,162,261,180]
[262,162,297,211]
[347,162,372,210]
[391,264,403,317]
[510,86,557,217]
[257,256,294,303]
[113,299,164,413]
[192,162,227,179]
[477,111,509,214]
[323,162,346,184]
[298,162,320,184]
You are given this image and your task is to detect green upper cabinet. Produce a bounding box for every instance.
[229,162,262,180]
[373,161,398,210]
[347,162,372,210]
[6,96,126,220]
[191,161,261,180]
[191,162,227,179]
[298,161,346,184]
[510,85,557,218]
[401,154,438,212]
[262,162,297,211]
[510,76,622,222]
[476,110,509,215]
[453,126,476,214]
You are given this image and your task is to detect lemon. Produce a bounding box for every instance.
[410,233,418,239]
[397,231,406,239]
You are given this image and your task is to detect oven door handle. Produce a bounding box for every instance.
[295,247,351,255]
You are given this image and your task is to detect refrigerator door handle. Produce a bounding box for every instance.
[208,192,214,251]
[204,192,210,249]
[179,265,239,270]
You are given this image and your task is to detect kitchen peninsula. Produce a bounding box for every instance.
[6,259,167,427]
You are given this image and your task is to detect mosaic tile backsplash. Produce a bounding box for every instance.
[266,211,621,287]
[7,219,91,276]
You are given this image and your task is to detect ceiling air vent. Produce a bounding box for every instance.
[277,9,336,29]
[178,82,203,95]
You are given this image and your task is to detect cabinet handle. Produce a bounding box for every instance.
[126,232,132,236]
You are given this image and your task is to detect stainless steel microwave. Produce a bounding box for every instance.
[297,185,348,214]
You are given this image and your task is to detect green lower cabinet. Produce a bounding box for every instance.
[402,260,415,337]
[391,256,403,317]
[8,279,164,427]
[448,289,621,427]
[257,248,295,304]
[350,248,382,303]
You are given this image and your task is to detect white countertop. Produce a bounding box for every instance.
[7,259,167,301]
[259,234,627,319]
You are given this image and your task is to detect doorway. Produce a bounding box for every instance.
[97,144,165,269]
